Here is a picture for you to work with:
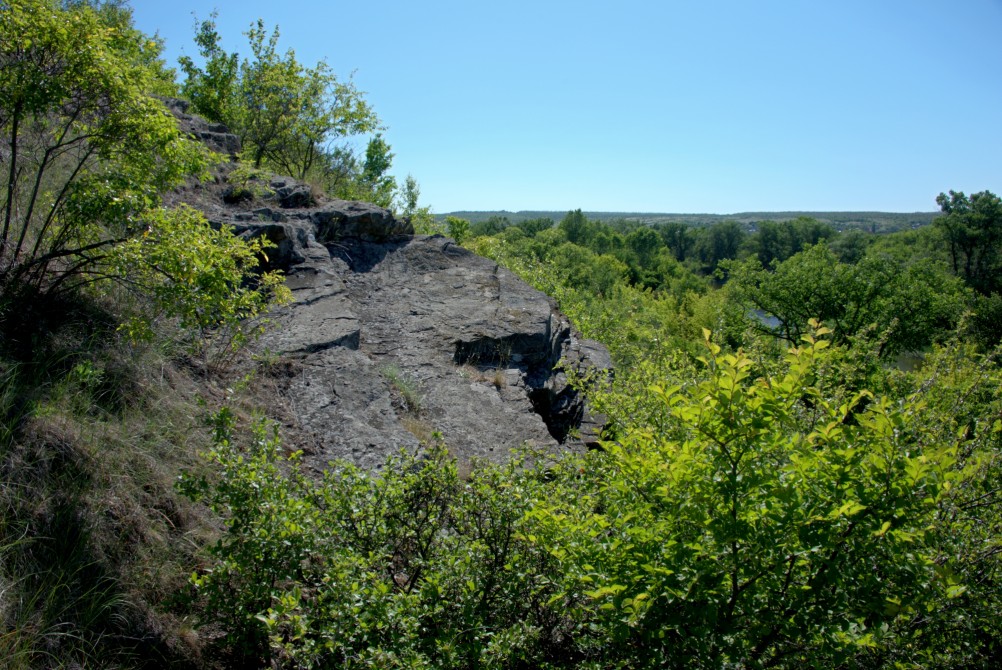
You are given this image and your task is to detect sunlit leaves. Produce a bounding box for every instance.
[110,204,291,347]
[180,15,379,180]
[535,326,979,666]
[1,0,204,296]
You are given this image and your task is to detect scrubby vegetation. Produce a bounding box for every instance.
[2,1,1000,668]
[177,331,1002,668]
[181,200,1001,666]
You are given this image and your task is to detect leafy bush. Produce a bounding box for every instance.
[110,204,291,354]
[179,412,571,668]
[537,327,967,665]
[181,325,1002,668]
[0,0,207,304]
[0,0,290,354]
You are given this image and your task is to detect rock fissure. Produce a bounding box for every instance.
[169,100,611,470]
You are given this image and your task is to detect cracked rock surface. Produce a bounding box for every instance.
[167,99,611,471]
[261,234,611,472]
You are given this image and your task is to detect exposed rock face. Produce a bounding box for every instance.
[263,234,611,472]
[162,98,242,158]
[166,99,611,471]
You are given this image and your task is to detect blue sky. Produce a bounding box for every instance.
[131,0,1002,215]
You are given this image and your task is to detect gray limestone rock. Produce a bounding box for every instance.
[161,97,242,157]
[167,102,611,471]
[258,233,611,472]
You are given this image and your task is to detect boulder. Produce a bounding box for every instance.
[166,103,611,471]
[161,97,241,157]
[258,234,611,472]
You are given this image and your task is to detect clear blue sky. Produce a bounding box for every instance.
[130,0,1002,215]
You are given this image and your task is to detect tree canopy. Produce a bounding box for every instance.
[0,0,288,342]
[935,189,1002,295]
[179,14,380,181]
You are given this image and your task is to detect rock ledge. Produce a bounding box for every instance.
[167,99,610,470]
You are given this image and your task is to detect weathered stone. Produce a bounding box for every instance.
[269,177,314,208]
[257,233,611,471]
[167,103,611,471]
[312,200,414,242]
[161,97,241,157]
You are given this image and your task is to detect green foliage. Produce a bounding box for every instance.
[182,328,1002,667]
[177,12,239,125]
[445,215,471,245]
[874,341,1002,666]
[381,364,422,414]
[935,189,1002,295]
[470,215,512,238]
[967,291,1002,348]
[828,227,872,264]
[535,326,988,667]
[0,301,225,669]
[179,413,575,668]
[0,1,292,351]
[109,204,292,351]
[357,133,398,207]
[745,217,836,267]
[548,243,629,296]
[559,209,594,245]
[728,243,967,355]
[654,221,696,262]
[514,216,554,237]
[399,175,439,233]
[180,14,379,180]
[695,220,747,274]
[448,210,939,234]
[224,161,277,202]
[0,0,208,306]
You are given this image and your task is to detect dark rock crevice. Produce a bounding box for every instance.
[166,99,611,470]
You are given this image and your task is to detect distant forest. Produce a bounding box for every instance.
[443,210,939,233]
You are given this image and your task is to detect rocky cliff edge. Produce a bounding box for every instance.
[166,98,611,472]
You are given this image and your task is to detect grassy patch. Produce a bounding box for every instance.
[0,300,223,668]
[381,364,422,414]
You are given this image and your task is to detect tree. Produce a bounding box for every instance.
[398,174,436,232]
[559,209,594,246]
[178,12,239,125]
[728,243,965,355]
[1,0,204,301]
[829,228,871,264]
[696,221,746,273]
[470,215,510,237]
[934,189,1002,295]
[514,217,554,237]
[0,0,288,340]
[655,221,696,263]
[626,226,663,269]
[445,216,470,244]
[744,218,833,268]
[398,174,421,218]
[358,133,396,207]
[180,15,379,179]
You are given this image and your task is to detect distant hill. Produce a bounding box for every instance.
[440,210,940,234]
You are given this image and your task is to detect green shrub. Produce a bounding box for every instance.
[533,325,1000,667]
[179,412,572,668]
[180,323,1002,667]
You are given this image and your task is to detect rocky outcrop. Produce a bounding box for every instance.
[261,234,611,472]
[167,99,610,472]
[162,97,242,157]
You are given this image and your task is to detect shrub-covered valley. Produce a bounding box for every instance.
[1,2,1000,668]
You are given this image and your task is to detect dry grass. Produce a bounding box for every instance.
[400,416,436,445]
[381,365,422,415]
[0,305,229,668]
[459,364,509,390]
